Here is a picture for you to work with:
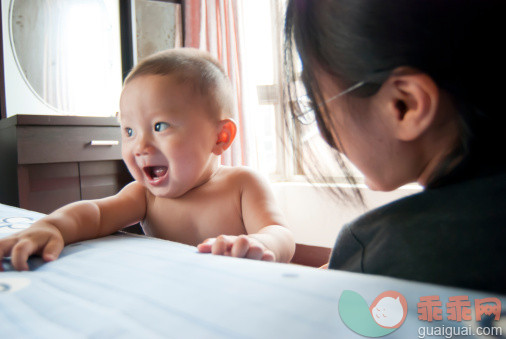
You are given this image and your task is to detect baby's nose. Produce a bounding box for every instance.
[134,135,155,156]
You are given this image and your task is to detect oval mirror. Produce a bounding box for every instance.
[8,0,122,116]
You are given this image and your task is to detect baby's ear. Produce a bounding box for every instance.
[212,119,237,155]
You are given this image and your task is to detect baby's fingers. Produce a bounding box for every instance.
[10,239,38,271]
[211,235,235,256]
[0,237,17,256]
[197,238,215,253]
[231,235,249,258]
[244,245,264,260]
[261,250,275,262]
[230,236,263,260]
[42,238,64,262]
[0,238,18,271]
[230,236,275,261]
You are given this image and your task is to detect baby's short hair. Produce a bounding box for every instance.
[124,48,234,119]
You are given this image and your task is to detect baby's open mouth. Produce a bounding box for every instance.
[143,166,168,181]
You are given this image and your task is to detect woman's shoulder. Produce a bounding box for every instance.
[344,170,506,243]
[332,171,506,293]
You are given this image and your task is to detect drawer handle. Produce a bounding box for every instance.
[89,140,119,146]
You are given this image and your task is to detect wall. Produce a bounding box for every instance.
[271,182,421,248]
[134,0,181,62]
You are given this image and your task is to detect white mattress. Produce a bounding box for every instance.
[0,203,504,338]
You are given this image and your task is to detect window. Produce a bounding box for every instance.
[240,0,282,176]
[239,0,365,182]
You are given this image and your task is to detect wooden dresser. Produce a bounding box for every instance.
[0,115,132,214]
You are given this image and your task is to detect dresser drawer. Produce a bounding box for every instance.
[17,126,122,164]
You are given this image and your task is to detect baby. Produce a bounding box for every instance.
[0,48,295,270]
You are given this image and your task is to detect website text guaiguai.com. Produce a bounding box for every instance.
[418,325,502,338]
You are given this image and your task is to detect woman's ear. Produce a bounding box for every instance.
[384,69,439,141]
[212,119,237,155]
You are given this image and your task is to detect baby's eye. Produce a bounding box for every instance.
[154,122,169,132]
[124,127,134,137]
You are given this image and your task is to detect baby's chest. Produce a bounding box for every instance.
[143,196,245,246]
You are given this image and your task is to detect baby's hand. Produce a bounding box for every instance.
[0,221,64,271]
[197,235,275,262]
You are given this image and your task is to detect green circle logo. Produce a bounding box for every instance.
[339,290,408,337]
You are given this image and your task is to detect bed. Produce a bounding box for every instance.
[0,203,504,338]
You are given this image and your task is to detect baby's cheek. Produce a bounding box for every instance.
[171,150,201,175]
[129,168,144,182]
[122,156,141,181]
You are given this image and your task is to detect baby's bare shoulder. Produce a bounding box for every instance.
[216,167,272,194]
[217,166,266,184]
[115,181,148,202]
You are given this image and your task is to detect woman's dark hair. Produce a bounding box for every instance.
[284,0,505,201]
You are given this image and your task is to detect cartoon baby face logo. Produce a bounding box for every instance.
[370,291,408,329]
[339,290,408,337]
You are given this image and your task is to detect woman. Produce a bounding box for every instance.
[284,0,506,293]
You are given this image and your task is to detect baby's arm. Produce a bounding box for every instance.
[198,169,295,263]
[0,182,147,271]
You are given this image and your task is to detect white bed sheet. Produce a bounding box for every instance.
[0,203,504,338]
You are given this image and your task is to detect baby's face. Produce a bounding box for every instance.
[119,74,220,198]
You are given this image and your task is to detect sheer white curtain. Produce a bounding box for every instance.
[184,0,248,166]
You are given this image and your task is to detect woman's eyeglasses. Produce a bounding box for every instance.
[293,70,392,125]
